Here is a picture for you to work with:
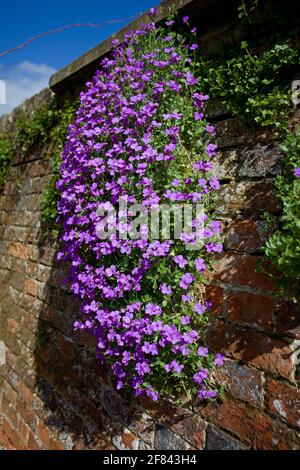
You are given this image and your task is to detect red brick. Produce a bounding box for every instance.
[273,299,300,339]
[8,242,28,259]
[17,401,36,430]
[3,381,18,405]
[19,380,34,405]
[49,438,66,450]
[198,399,299,449]
[2,417,12,438]
[267,379,300,429]
[2,395,18,426]
[170,414,206,450]
[216,359,263,407]
[10,427,26,450]
[27,431,42,450]
[7,318,19,334]
[206,285,224,317]
[225,219,266,253]
[25,279,37,297]
[227,291,274,331]
[37,420,51,448]
[209,254,276,292]
[0,429,11,448]
[19,417,30,445]
[58,334,74,358]
[206,319,295,379]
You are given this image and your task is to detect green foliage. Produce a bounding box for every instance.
[265,128,300,299]
[16,103,58,152]
[0,135,12,188]
[40,100,78,232]
[195,42,299,130]
[14,99,77,232]
[237,0,260,23]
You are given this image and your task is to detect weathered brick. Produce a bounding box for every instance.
[267,379,300,429]
[216,180,281,217]
[216,359,263,407]
[205,425,248,450]
[227,290,274,331]
[9,427,26,450]
[225,219,267,253]
[170,414,206,450]
[25,279,37,297]
[210,254,276,292]
[27,430,42,450]
[8,242,28,259]
[18,417,30,445]
[7,318,19,334]
[207,319,295,379]
[58,334,74,359]
[273,299,300,339]
[19,380,34,405]
[206,285,225,317]
[49,438,66,450]
[214,117,274,148]
[37,420,51,448]
[2,395,18,426]
[154,425,192,450]
[238,144,282,178]
[112,429,139,450]
[3,380,18,405]
[199,399,299,449]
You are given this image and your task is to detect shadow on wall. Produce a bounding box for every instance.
[34,234,139,449]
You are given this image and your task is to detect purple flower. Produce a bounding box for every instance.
[194,111,203,120]
[214,353,225,367]
[182,15,189,23]
[145,303,162,316]
[159,283,172,295]
[209,176,220,190]
[190,44,198,51]
[142,342,158,355]
[181,293,191,302]
[205,124,215,134]
[180,272,194,289]
[294,167,300,178]
[197,346,208,357]
[194,303,207,315]
[194,257,206,272]
[198,389,217,400]
[193,368,208,384]
[146,387,159,400]
[136,361,151,376]
[180,315,190,325]
[174,255,188,268]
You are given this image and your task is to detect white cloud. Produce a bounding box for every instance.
[0,61,56,116]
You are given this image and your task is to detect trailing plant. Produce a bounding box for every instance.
[265,127,300,299]
[0,135,12,188]
[195,42,299,130]
[56,11,224,403]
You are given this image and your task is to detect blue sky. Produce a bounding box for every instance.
[0,0,156,115]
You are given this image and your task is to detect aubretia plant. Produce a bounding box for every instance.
[57,11,224,402]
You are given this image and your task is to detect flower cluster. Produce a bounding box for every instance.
[57,12,224,401]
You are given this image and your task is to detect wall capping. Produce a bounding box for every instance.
[49,0,196,93]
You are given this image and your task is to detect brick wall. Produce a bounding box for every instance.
[0,86,299,450]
